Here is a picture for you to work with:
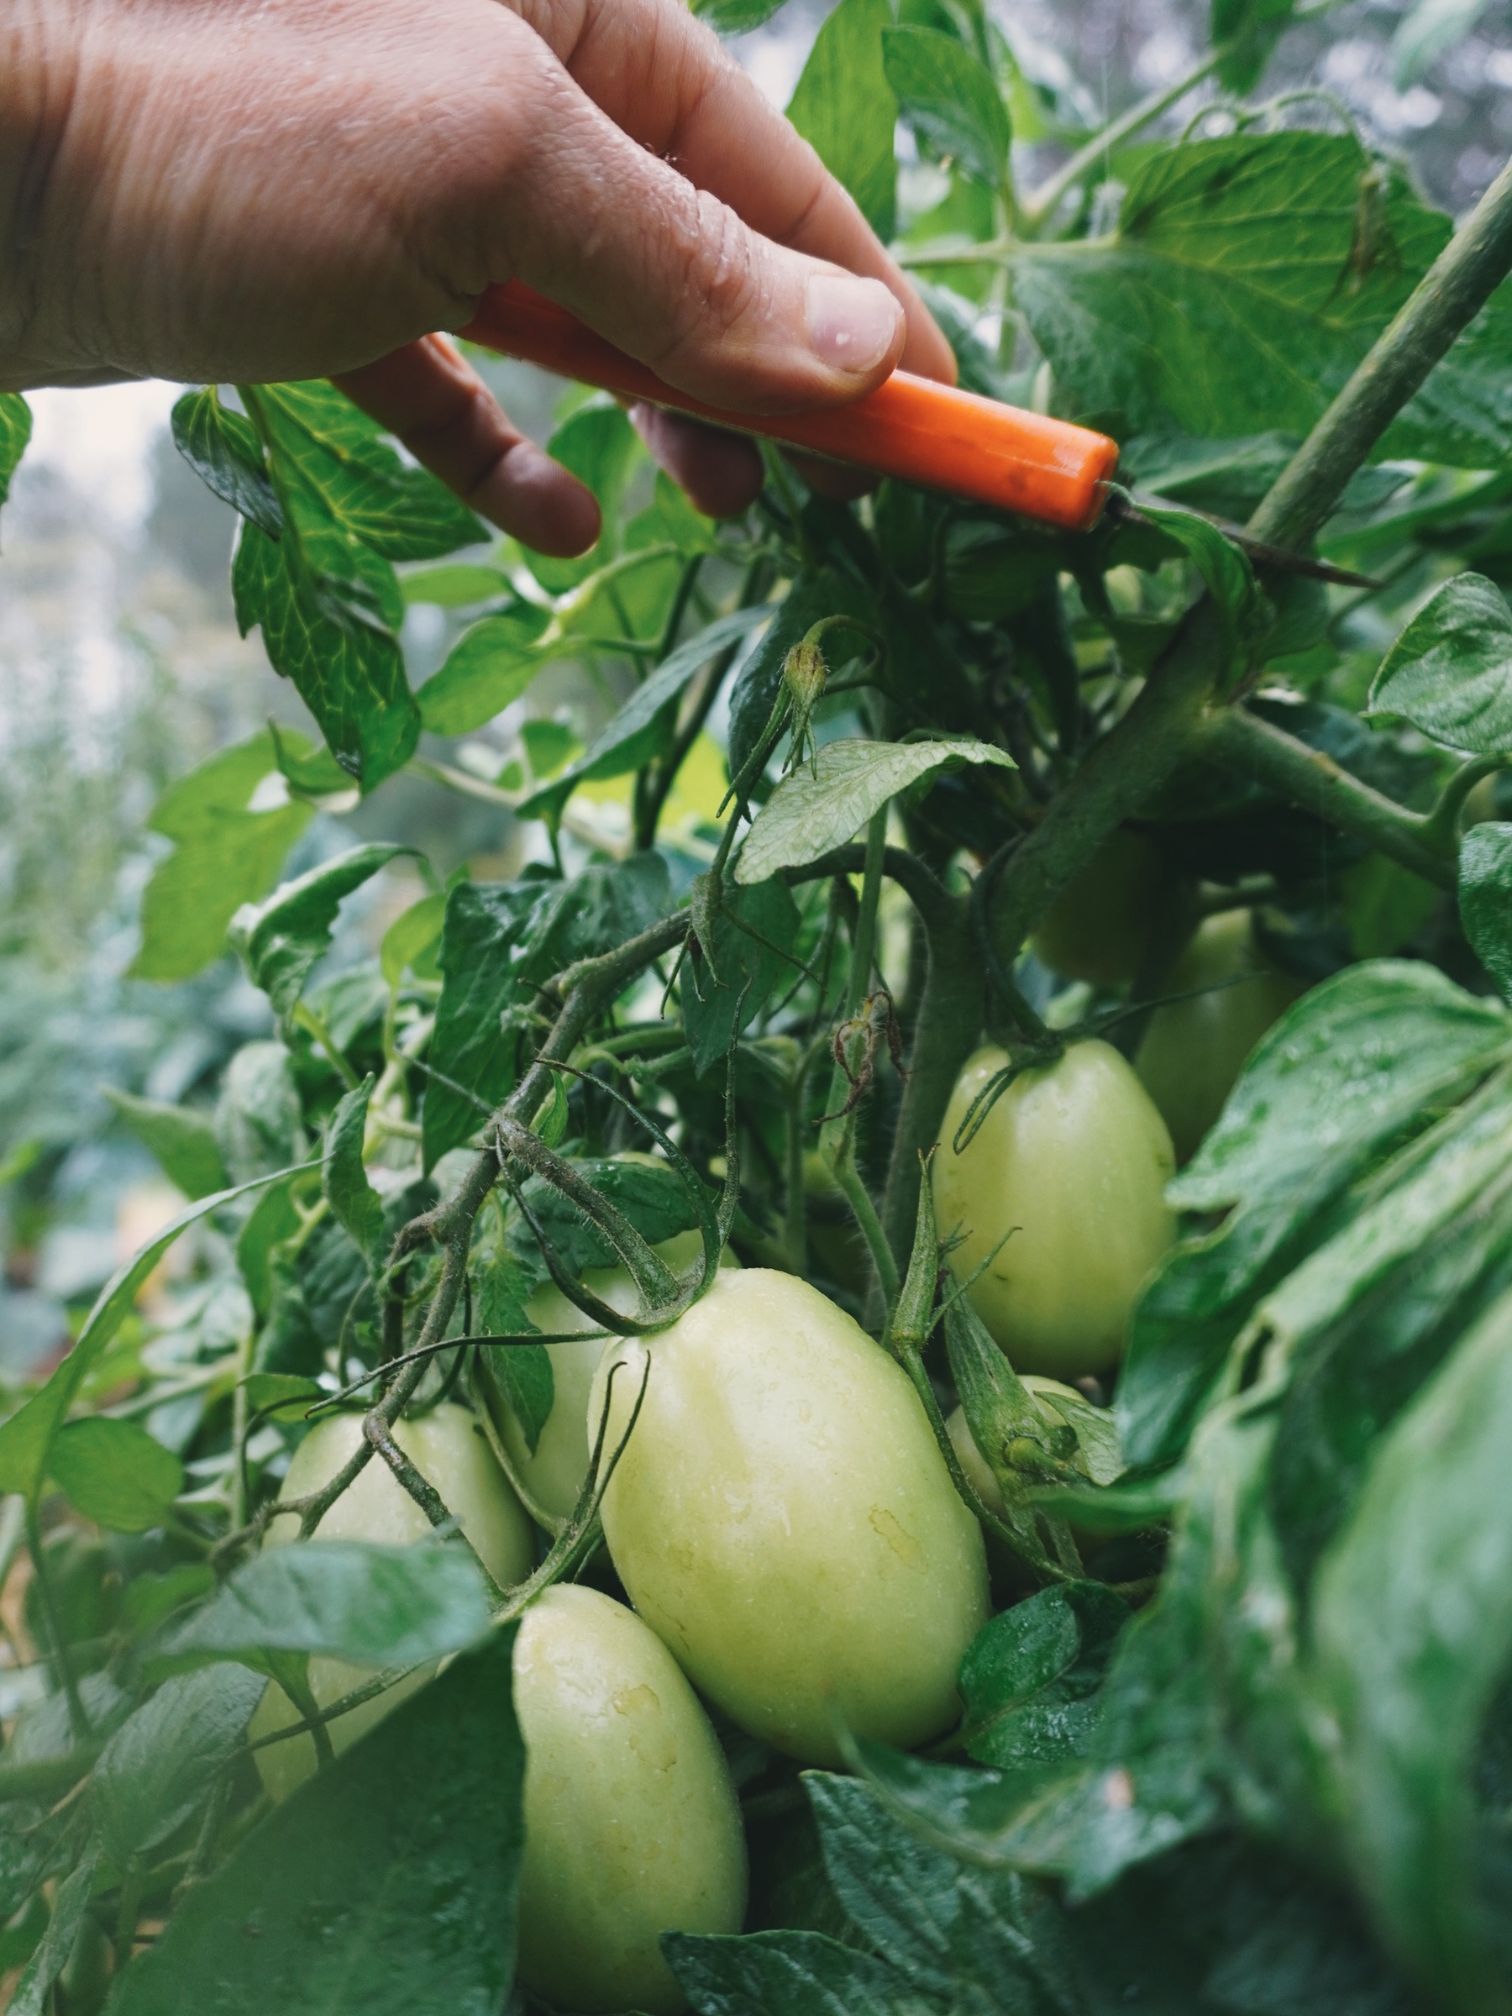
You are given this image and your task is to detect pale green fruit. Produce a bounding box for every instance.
[934,1039,1176,1379]
[592,1268,989,1766]
[514,1585,746,2016]
[1135,910,1305,1163]
[251,1403,532,1801]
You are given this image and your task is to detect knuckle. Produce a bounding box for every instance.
[652,188,762,368]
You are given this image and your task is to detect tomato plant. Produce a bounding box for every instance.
[5,4,1512,2014]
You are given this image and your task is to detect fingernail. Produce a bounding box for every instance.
[805,274,902,376]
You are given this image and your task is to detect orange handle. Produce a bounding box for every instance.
[461,282,1117,534]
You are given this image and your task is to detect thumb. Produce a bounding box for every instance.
[495,59,906,413]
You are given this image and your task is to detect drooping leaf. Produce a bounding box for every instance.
[735,738,1014,885]
[787,0,897,238]
[93,1666,268,1865]
[1210,0,1301,91]
[960,1583,1129,1771]
[416,604,555,736]
[48,1419,184,1534]
[131,731,315,983]
[1460,822,1512,1001]
[105,1089,229,1200]
[323,1077,386,1264]
[6,1849,100,2016]
[0,1163,313,1503]
[421,879,544,1168]
[217,1042,307,1185]
[473,1253,552,1456]
[682,879,803,1075]
[152,1539,492,1679]
[1116,490,1268,669]
[230,843,409,1022]
[380,890,447,988]
[882,25,1011,188]
[107,1632,524,2016]
[1367,573,1512,754]
[171,387,283,537]
[0,391,32,509]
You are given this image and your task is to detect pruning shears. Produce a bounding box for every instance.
[461,281,1372,587]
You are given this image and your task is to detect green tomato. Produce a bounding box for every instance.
[591,1268,989,1766]
[1031,831,1177,985]
[514,1584,746,2016]
[1135,911,1305,1163]
[251,1403,533,1801]
[933,1039,1176,1379]
[486,1231,735,1528]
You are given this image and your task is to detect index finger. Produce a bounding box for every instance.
[499,0,957,385]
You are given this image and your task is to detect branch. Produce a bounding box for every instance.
[783,842,947,919]
[1201,709,1455,890]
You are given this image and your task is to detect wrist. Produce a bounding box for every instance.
[0,7,82,386]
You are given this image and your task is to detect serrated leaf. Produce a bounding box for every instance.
[422,880,540,1167]
[171,387,283,537]
[0,1162,312,1503]
[49,1418,184,1533]
[960,1584,1128,1771]
[1313,1285,1512,2006]
[416,605,555,736]
[107,1632,523,2016]
[105,1089,229,1200]
[1459,822,1512,1000]
[1367,572,1512,753]
[882,26,1010,188]
[94,1666,267,1864]
[131,731,315,983]
[735,738,1013,885]
[787,0,897,238]
[323,1077,385,1263]
[667,1928,926,2014]
[519,607,770,821]
[230,842,409,1022]
[475,1254,551,1455]
[0,391,31,509]
[152,1540,492,1679]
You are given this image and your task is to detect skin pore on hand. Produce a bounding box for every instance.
[0,0,956,554]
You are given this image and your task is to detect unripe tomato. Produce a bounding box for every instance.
[933,1040,1175,1379]
[251,1403,532,1800]
[591,1268,989,1766]
[513,1585,746,2016]
[1030,832,1178,985]
[485,1231,735,1527]
[1135,911,1305,1163]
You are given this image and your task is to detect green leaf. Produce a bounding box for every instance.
[104,1089,229,1201]
[323,1077,385,1264]
[232,515,418,790]
[417,606,555,736]
[787,0,897,238]
[401,560,513,607]
[1459,823,1512,1000]
[1313,1284,1512,2006]
[735,738,1014,885]
[1367,572,1512,753]
[1390,0,1489,84]
[171,388,282,537]
[107,1631,523,2016]
[131,731,315,983]
[0,1163,312,1503]
[519,607,771,821]
[960,1584,1128,1771]
[0,391,31,508]
[48,1418,184,1533]
[1014,133,1512,468]
[217,1041,307,1185]
[152,1539,492,1679]
[380,890,447,988]
[474,1254,551,1455]
[1117,490,1267,668]
[93,1666,267,1864]
[682,880,803,1076]
[667,1929,922,2014]
[422,880,540,1167]
[1210,0,1299,91]
[510,1155,700,1277]
[882,26,1010,188]
[248,380,485,561]
[692,0,792,30]
[7,1849,100,2016]
[230,842,409,1022]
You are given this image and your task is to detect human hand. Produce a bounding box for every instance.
[2,0,954,553]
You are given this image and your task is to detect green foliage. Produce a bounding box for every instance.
[10,11,1512,2012]
[0,391,31,508]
